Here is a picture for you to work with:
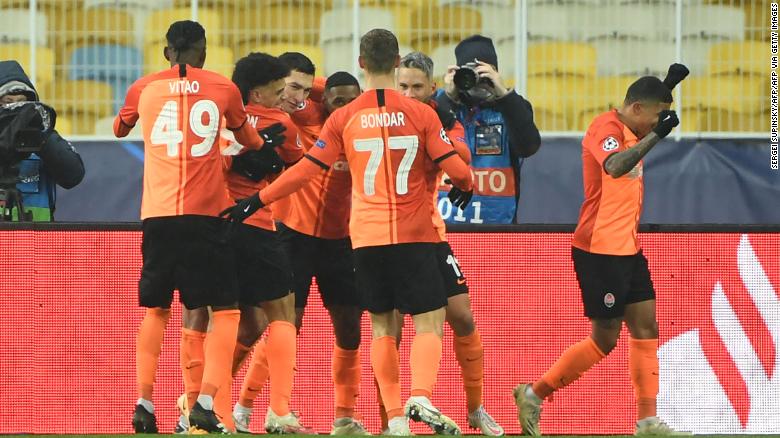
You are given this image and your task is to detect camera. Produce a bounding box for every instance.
[453,62,494,92]
[0,101,56,163]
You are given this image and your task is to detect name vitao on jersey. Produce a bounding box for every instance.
[436,98,517,224]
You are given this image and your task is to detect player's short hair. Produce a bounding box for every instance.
[624,76,673,105]
[278,52,316,76]
[232,52,291,104]
[360,29,399,74]
[165,20,205,55]
[325,71,360,90]
[400,52,433,80]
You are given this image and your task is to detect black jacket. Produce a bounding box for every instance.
[0,60,85,189]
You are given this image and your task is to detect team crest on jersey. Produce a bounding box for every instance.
[604,292,616,308]
[602,137,619,152]
[440,128,452,145]
[314,139,326,149]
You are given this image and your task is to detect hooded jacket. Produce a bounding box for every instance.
[0,60,85,221]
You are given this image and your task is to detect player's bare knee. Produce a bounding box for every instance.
[591,317,622,354]
[627,318,658,339]
[446,309,475,337]
[262,293,296,324]
[183,307,209,331]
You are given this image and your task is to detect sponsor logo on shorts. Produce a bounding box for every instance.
[602,137,619,152]
[604,292,616,308]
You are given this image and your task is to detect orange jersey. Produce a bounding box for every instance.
[428,102,471,242]
[304,89,471,248]
[114,65,261,220]
[281,88,351,239]
[573,110,643,256]
[223,104,304,230]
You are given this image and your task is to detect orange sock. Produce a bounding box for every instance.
[266,321,297,416]
[200,310,240,397]
[214,374,235,432]
[181,328,206,410]
[410,332,442,399]
[136,308,170,400]
[533,337,606,399]
[371,336,402,418]
[232,342,253,375]
[333,346,360,418]
[630,338,659,420]
[454,330,484,413]
[374,377,389,430]
[239,338,269,408]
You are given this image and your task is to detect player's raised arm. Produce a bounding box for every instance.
[113,80,141,137]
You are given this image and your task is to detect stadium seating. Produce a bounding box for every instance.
[0,9,47,45]
[410,5,482,54]
[55,116,74,136]
[358,0,418,44]
[430,44,457,79]
[707,41,766,76]
[527,42,597,77]
[681,39,716,76]
[573,75,635,130]
[682,76,767,132]
[582,5,668,41]
[236,44,324,73]
[41,79,113,134]
[682,4,745,41]
[320,8,396,44]
[67,44,142,113]
[144,8,221,47]
[52,8,134,66]
[527,5,572,41]
[227,4,323,48]
[145,43,233,78]
[1,0,83,11]
[525,77,568,131]
[0,43,55,89]
[594,40,675,77]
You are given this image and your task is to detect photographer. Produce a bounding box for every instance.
[0,60,84,221]
[437,35,541,224]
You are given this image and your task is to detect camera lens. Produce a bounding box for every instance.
[453,67,477,91]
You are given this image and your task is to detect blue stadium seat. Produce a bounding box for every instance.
[67,44,142,113]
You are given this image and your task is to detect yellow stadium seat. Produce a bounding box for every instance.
[708,41,767,77]
[40,80,113,135]
[525,77,568,131]
[682,76,767,132]
[2,0,82,11]
[204,45,235,79]
[572,76,635,130]
[227,5,322,48]
[0,44,55,88]
[54,116,74,136]
[528,42,597,78]
[144,8,222,47]
[53,9,134,64]
[173,0,333,7]
[410,5,482,54]
[361,0,422,44]
[236,43,324,73]
[744,0,769,40]
[143,43,168,75]
[144,43,234,78]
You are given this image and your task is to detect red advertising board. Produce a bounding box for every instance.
[0,231,777,434]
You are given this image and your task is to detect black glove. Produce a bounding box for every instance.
[231,146,284,182]
[433,94,456,130]
[219,192,265,223]
[663,63,690,90]
[444,178,473,210]
[653,110,680,139]
[259,122,287,147]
